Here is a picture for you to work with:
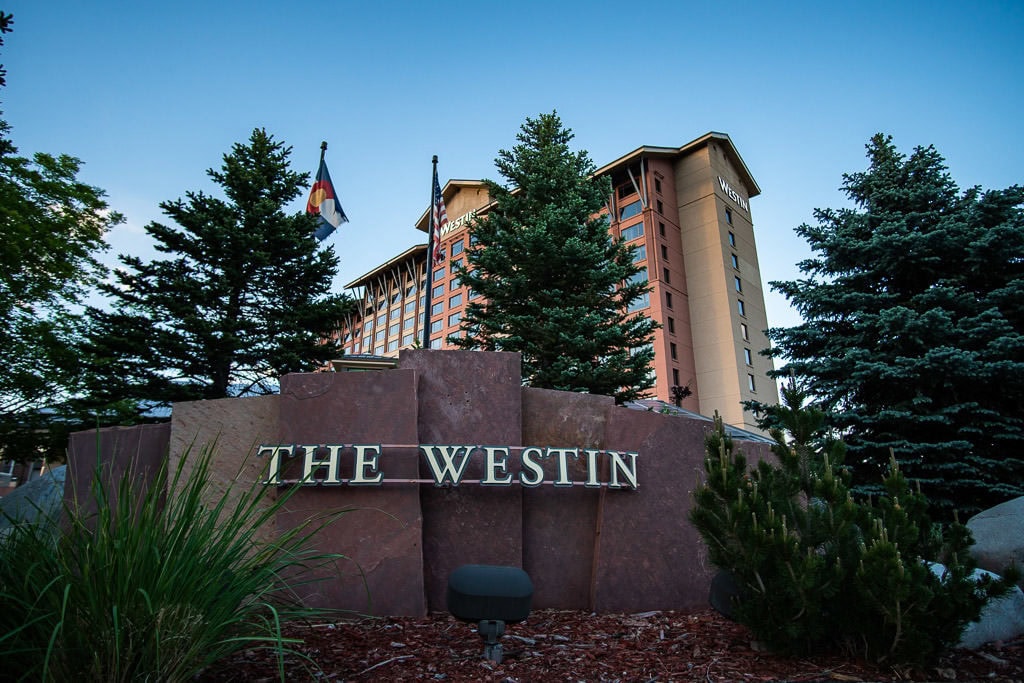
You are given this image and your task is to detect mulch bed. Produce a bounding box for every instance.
[198,608,1023,682]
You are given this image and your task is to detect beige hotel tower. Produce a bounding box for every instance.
[335,132,776,432]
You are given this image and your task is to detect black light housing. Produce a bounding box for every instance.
[447,564,533,662]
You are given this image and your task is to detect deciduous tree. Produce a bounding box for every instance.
[0,13,122,462]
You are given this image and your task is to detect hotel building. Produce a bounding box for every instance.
[336,132,775,432]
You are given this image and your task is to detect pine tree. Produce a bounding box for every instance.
[692,383,1016,665]
[0,13,123,462]
[452,112,657,403]
[78,129,353,417]
[755,134,1024,518]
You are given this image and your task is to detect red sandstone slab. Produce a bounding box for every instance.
[399,350,524,612]
[65,423,171,524]
[521,387,615,609]
[592,410,716,613]
[277,370,425,617]
[169,395,280,546]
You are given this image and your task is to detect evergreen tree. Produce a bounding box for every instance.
[79,129,352,417]
[0,13,123,462]
[692,383,1016,665]
[452,112,657,403]
[755,134,1024,518]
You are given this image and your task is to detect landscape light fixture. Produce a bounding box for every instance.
[447,564,534,663]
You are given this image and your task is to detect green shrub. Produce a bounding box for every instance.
[0,441,351,682]
[690,383,1017,666]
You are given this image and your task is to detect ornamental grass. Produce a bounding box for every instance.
[0,441,351,682]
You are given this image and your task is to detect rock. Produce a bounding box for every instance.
[967,495,1024,581]
[0,465,65,535]
[928,563,1024,649]
[709,569,742,620]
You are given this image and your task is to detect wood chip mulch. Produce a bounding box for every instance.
[197,608,1023,682]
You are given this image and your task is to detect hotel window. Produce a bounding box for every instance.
[375,329,385,342]
[376,314,386,326]
[633,244,646,263]
[451,258,462,274]
[741,323,749,341]
[391,292,401,304]
[661,244,668,260]
[626,269,649,312]
[667,317,675,334]
[617,182,636,200]
[728,231,736,247]
[387,340,398,352]
[375,345,384,355]
[430,320,443,333]
[655,177,662,193]
[748,374,757,392]
[403,317,415,330]
[731,253,739,270]
[430,338,442,349]
[451,239,464,256]
[432,284,444,298]
[656,199,663,214]
[726,208,733,225]
[619,200,642,221]
[388,323,399,336]
[737,299,746,317]
[672,368,680,385]
[451,277,461,291]
[744,348,753,365]
[663,268,670,284]
[449,293,462,307]
[434,268,444,281]
[670,342,677,360]
[362,335,371,348]
[404,300,416,313]
[406,283,416,296]
[665,292,673,309]
[390,308,401,320]
[402,333,414,346]
[448,311,462,326]
[630,343,653,357]
[659,222,666,237]
[734,276,743,293]
[621,222,644,241]
[431,302,443,315]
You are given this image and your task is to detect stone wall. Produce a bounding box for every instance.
[65,350,770,617]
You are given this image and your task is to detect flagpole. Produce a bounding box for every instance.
[422,155,438,349]
[320,141,327,162]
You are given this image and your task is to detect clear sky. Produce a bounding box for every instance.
[3,1,1022,330]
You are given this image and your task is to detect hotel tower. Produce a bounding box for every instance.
[335,132,775,432]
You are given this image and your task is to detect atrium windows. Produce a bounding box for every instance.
[619,200,642,221]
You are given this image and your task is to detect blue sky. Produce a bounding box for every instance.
[3,1,1022,329]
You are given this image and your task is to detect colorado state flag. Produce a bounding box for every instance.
[306,159,348,241]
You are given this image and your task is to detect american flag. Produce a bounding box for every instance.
[431,175,448,265]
